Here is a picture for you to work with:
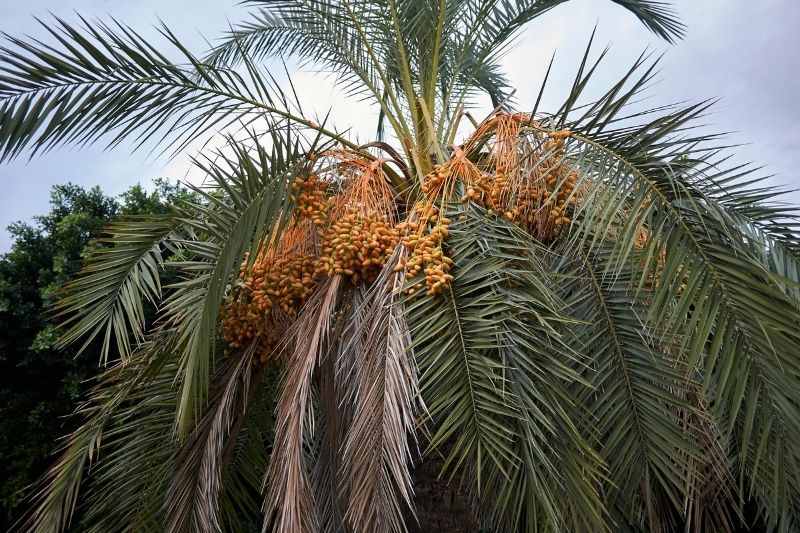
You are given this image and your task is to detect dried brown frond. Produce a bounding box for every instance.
[264,276,342,533]
[167,346,260,533]
[313,336,347,533]
[341,249,421,533]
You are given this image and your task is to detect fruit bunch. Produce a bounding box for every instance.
[221,299,260,351]
[397,203,454,296]
[460,183,488,204]
[291,173,329,226]
[220,300,283,363]
[247,252,317,317]
[221,223,318,358]
[221,122,591,358]
[487,171,508,206]
[532,132,578,230]
[315,205,400,284]
[421,164,449,196]
[456,128,581,240]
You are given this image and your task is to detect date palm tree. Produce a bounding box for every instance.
[2,1,799,532]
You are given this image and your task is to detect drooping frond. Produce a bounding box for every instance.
[560,242,698,532]
[159,131,312,436]
[311,332,347,533]
[573,127,800,530]
[217,374,276,533]
[264,275,341,533]
[77,354,179,533]
[405,201,606,531]
[535,44,800,528]
[444,206,607,532]
[340,249,420,533]
[53,216,178,362]
[18,330,178,533]
[405,211,519,486]
[165,345,261,533]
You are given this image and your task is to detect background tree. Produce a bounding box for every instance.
[0,179,190,530]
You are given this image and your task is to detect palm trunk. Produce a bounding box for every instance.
[410,455,479,533]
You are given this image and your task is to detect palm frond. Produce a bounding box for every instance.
[78,355,179,533]
[311,336,347,533]
[406,208,520,487]
[206,1,382,97]
[561,243,698,531]
[445,206,607,532]
[608,0,685,42]
[340,249,420,533]
[53,216,178,362]
[218,373,276,533]
[0,15,354,162]
[18,330,177,533]
[537,46,800,527]
[264,275,341,533]
[165,345,261,533]
[205,0,683,152]
[406,203,607,531]
[159,130,311,436]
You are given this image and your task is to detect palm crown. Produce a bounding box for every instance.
[2,1,799,532]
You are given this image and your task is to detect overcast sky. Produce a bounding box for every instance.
[1,0,798,251]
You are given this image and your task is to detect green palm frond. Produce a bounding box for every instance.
[0,16,353,162]
[18,331,177,533]
[53,216,178,362]
[217,376,275,533]
[406,209,521,485]
[212,0,420,153]
[451,209,606,533]
[607,0,685,41]
[561,243,698,531]
[160,130,314,436]
[536,46,800,528]
[573,133,800,530]
[78,356,179,533]
[205,0,683,153]
[206,1,383,94]
[407,204,606,532]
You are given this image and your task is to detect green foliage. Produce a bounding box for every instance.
[0,179,190,529]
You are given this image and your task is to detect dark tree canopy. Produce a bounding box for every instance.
[0,179,191,529]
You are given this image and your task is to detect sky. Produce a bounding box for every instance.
[1,0,798,251]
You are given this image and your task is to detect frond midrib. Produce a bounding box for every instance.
[578,248,654,464]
